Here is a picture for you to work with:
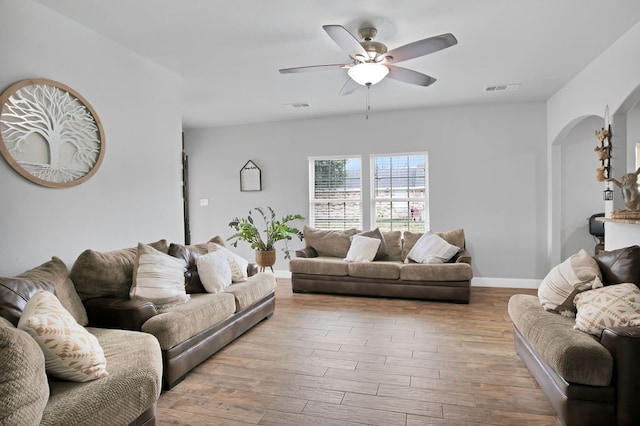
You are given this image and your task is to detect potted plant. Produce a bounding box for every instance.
[228,207,304,270]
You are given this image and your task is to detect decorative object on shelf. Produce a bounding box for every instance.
[594,106,612,182]
[228,207,304,271]
[0,79,105,188]
[608,167,640,219]
[240,160,262,191]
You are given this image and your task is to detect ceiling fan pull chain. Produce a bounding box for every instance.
[366,83,371,119]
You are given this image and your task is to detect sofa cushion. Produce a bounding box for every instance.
[508,294,613,386]
[356,228,388,260]
[0,319,49,425]
[130,243,190,308]
[303,225,358,258]
[345,235,381,262]
[44,327,162,426]
[18,290,108,382]
[382,230,403,261]
[168,243,206,293]
[0,256,87,327]
[224,273,277,311]
[538,249,603,314]
[142,293,236,350]
[399,262,472,282]
[405,232,459,264]
[348,261,401,280]
[594,245,640,286]
[197,250,232,293]
[289,257,349,276]
[71,239,168,300]
[573,283,640,336]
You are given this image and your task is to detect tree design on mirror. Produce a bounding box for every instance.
[0,79,105,188]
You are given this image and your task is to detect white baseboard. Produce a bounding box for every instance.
[274,270,540,289]
[472,277,541,289]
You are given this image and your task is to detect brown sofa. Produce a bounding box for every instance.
[289,227,473,303]
[508,245,640,426]
[0,257,162,425]
[70,237,276,390]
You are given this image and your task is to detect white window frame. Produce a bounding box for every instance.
[308,155,363,230]
[370,152,429,232]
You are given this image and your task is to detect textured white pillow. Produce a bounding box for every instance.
[207,242,248,282]
[18,290,108,382]
[538,249,603,314]
[130,243,190,308]
[574,283,640,335]
[405,232,459,264]
[197,250,232,292]
[345,235,381,262]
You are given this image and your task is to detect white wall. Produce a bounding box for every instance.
[560,116,604,258]
[0,0,184,276]
[185,102,547,280]
[547,20,640,266]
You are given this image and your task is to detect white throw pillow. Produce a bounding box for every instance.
[18,290,109,382]
[130,243,190,308]
[538,249,603,314]
[405,232,459,264]
[344,235,381,262]
[574,283,640,335]
[207,242,248,282]
[197,250,232,292]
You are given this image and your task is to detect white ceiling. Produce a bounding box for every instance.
[35,0,640,129]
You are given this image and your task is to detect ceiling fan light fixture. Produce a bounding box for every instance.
[348,62,389,86]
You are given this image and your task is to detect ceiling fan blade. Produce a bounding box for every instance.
[339,78,361,96]
[323,25,368,59]
[387,65,436,86]
[279,64,349,74]
[383,33,457,64]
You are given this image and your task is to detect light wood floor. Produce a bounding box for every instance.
[157,280,559,425]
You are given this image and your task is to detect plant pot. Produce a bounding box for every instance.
[255,249,276,272]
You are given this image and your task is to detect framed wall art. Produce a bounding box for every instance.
[0,78,105,188]
[240,160,262,191]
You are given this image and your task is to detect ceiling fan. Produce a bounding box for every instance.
[279,25,458,95]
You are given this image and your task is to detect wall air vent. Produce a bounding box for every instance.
[282,102,311,109]
[484,84,520,92]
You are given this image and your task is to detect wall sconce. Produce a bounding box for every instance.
[604,184,614,201]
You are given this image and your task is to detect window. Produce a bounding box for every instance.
[371,153,428,232]
[309,156,362,230]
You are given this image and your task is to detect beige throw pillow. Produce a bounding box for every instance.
[574,283,640,335]
[129,243,190,308]
[207,242,248,282]
[538,249,603,314]
[18,290,108,382]
[303,225,358,258]
[405,232,459,264]
[197,250,232,293]
[344,235,381,263]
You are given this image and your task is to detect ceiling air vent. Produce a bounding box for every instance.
[282,102,311,109]
[484,83,520,92]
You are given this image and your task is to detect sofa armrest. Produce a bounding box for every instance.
[600,326,640,425]
[247,263,259,277]
[453,248,472,265]
[84,298,158,331]
[296,247,318,258]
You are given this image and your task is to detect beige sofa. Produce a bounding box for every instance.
[69,237,276,390]
[289,226,473,303]
[0,257,162,426]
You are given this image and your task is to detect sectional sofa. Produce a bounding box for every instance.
[0,236,275,424]
[508,245,640,426]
